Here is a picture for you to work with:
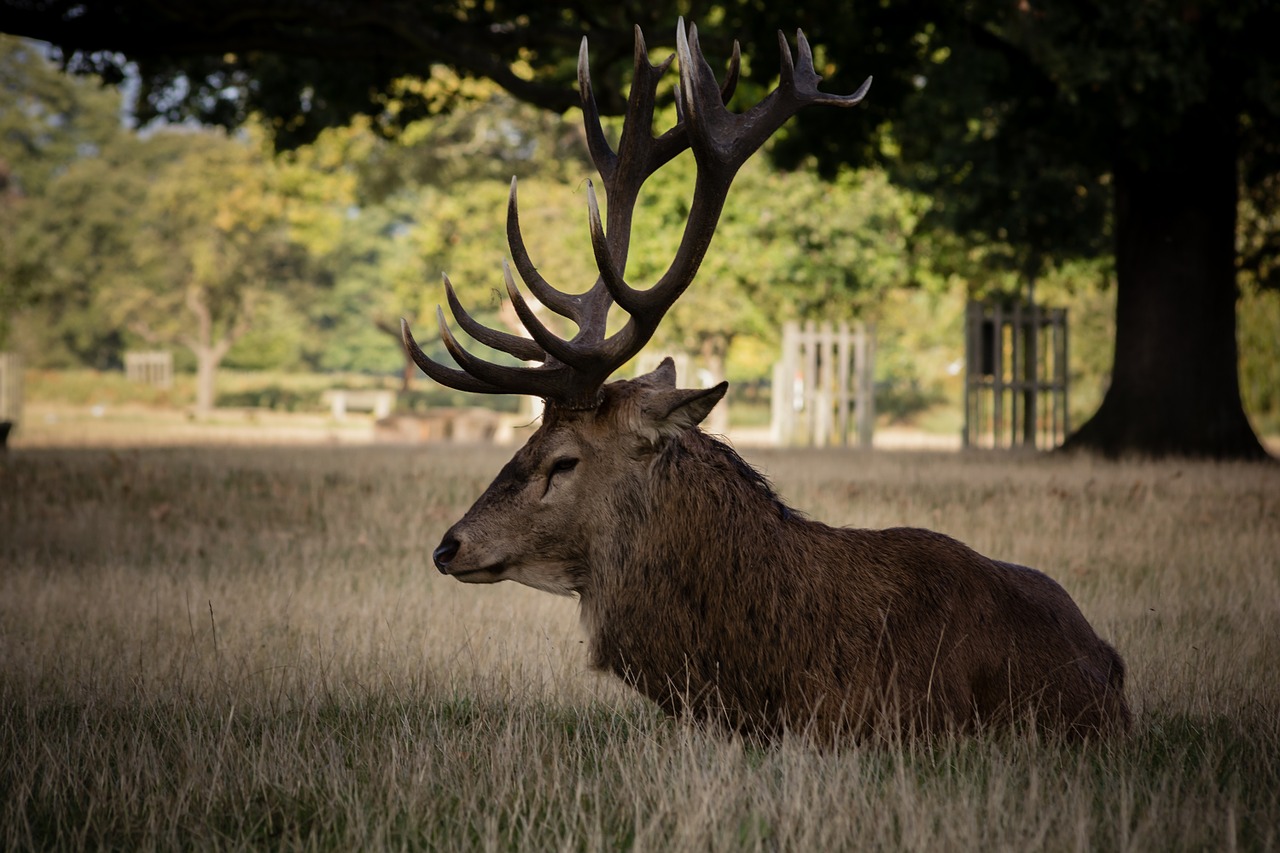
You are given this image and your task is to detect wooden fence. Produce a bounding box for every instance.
[124,350,173,389]
[772,320,875,448]
[963,300,1069,450]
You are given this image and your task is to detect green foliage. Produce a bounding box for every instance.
[755,0,1280,262]
[26,1,1277,282]
[0,35,120,198]
[214,384,321,412]
[223,291,310,372]
[0,35,127,354]
[1239,284,1280,435]
[3,133,179,366]
[23,368,191,408]
[4,23,1276,440]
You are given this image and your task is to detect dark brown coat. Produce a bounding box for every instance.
[432,363,1131,741]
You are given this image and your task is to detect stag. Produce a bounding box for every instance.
[402,20,1130,741]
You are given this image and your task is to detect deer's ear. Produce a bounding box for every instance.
[664,382,728,428]
[644,382,728,435]
[636,357,678,388]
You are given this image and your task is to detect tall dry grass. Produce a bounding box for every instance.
[1,443,1277,851]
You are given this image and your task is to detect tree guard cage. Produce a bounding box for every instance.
[964,301,1069,449]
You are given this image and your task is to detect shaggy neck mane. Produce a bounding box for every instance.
[656,430,792,520]
[580,427,812,724]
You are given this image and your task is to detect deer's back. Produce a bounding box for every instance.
[590,465,1130,740]
[801,523,1130,738]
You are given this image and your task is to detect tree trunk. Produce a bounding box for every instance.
[374,317,414,393]
[194,344,218,416]
[184,285,240,419]
[1064,111,1268,460]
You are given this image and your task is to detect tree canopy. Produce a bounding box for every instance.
[2,39,969,423]
[2,3,1278,456]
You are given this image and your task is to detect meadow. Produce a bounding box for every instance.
[1,441,1277,851]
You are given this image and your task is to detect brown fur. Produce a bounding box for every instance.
[434,364,1131,741]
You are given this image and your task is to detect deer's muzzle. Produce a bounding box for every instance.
[433,533,461,573]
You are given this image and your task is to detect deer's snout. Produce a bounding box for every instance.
[433,533,461,573]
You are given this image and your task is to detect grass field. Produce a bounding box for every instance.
[2,443,1278,851]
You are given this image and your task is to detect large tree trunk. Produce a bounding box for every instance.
[1064,112,1268,460]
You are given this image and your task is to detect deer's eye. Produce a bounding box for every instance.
[549,457,579,477]
[541,457,579,498]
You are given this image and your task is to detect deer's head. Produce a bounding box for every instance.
[403,19,869,595]
[428,359,726,595]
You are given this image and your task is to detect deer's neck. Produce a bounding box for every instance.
[624,429,792,574]
[578,431,796,685]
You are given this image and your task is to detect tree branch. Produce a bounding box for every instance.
[4,2,592,114]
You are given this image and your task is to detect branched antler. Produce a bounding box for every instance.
[402,18,870,409]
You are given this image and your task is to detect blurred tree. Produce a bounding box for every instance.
[5,2,1275,456]
[0,2,636,148]
[747,1,1278,459]
[1237,171,1280,436]
[0,34,119,196]
[628,143,929,390]
[4,133,176,368]
[119,130,315,414]
[14,128,320,412]
[0,34,123,353]
[299,88,595,387]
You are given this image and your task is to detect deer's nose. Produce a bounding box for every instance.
[433,534,461,573]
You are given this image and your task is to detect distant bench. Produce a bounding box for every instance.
[322,389,395,420]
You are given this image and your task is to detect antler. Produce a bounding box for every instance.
[403,18,871,410]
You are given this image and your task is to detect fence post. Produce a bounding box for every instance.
[775,321,799,445]
[1061,308,1070,439]
[963,302,976,448]
[855,323,875,449]
[836,322,851,445]
[814,322,832,447]
[797,321,812,443]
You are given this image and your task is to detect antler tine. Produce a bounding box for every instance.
[791,28,874,107]
[721,40,741,104]
[402,318,506,395]
[608,18,869,322]
[501,261,594,369]
[677,22,872,178]
[677,24,714,131]
[505,178,580,321]
[585,180,644,316]
[776,28,797,91]
[795,27,814,75]
[433,308,571,398]
[442,273,546,364]
[577,35,617,186]
[405,19,868,410]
